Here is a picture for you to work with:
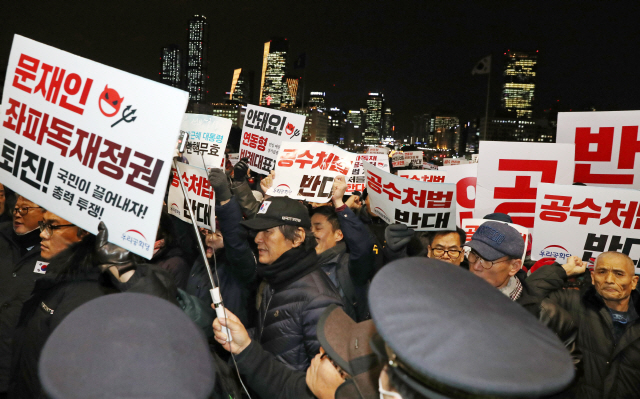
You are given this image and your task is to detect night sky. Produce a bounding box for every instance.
[3,1,640,135]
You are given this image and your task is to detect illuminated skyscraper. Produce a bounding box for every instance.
[160,45,182,88]
[186,15,208,103]
[230,68,253,103]
[259,37,289,107]
[347,110,363,128]
[308,92,326,111]
[364,92,384,144]
[283,74,300,107]
[382,107,394,139]
[502,50,537,118]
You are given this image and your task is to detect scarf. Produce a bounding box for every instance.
[14,227,42,254]
[499,276,523,301]
[316,241,347,266]
[257,245,319,290]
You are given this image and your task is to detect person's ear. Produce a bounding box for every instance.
[334,228,344,242]
[293,227,305,247]
[508,259,521,277]
[77,228,89,239]
[631,275,639,291]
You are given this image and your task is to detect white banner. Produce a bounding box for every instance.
[346,153,389,194]
[364,161,456,231]
[475,142,575,230]
[423,162,438,170]
[0,35,188,259]
[557,110,640,189]
[228,153,240,166]
[439,163,478,226]
[461,218,529,262]
[239,104,305,175]
[398,170,447,183]
[391,153,405,168]
[167,162,215,230]
[443,158,469,166]
[366,146,390,155]
[180,113,231,169]
[533,183,640,273]
[403,151,423,167]
[266,142,352,202]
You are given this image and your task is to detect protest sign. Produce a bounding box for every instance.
[443,158,469,166]
[556,111,640,189]
[366,146,390,155]
[346,153,389,194]
[461,218,529,262]
[239,104,305,175]
[423,162,438,170]
[228,153,240,166]
[398,170,447,183]
[364,161,456,230]
[167,162,215,230]
[391,152,405,168]
[403,151,423,167]
[475,142,575,229]
[471,154,479,163]
[0,35,188,259]
[439,163,478,226]
[532,183,640,273]
[180,113,231,169]
[266,142,351,202]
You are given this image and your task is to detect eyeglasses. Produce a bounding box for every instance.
[12,206,43,216]
[467,250,509,270]
[38,221,75,236]
[430,247,462,258]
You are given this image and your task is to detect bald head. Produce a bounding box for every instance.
[592,251,638,312]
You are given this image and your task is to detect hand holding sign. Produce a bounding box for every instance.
[332,175,347,207]
[260,170,276,196]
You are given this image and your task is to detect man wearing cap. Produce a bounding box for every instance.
[212,305,381,399]
[464,221,577,354]
[239,196,345,371]
[0,196,45,397]
[526,252,640,399]
[369,257,575,398]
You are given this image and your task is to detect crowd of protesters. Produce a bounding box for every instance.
[0,153,638,399]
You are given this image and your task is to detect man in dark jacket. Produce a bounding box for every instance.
[527,252,640,399]
[239,196,344,372]
[0,196,45,396]
[311,176,374,321]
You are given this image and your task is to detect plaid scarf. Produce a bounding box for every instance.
[499,276,523,301]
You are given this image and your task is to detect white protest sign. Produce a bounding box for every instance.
[239,104,305,175]
[391,153,405,168]
[364,161,456,231]
[366,146,390,155]
[167,162,215,230]
[403,151,423,167]
[266,142,352,202]
[0,35,188,259]
[423,162,438,170]
[439,163,478,226]
[398,170,447,183]
[180,113,231,169]
[461,218,529,262]
[228,153,240,166]
[346,153,390,194]
[557,111,640,189]
[475,142,575,229]
[533,183,640,273]
[444,158,469,166]
[471,154,479,163]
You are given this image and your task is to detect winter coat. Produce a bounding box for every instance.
[8,269,115,398]
[0,224,42,392]
[255,244,344,372]
[149,245,190,290]
[527,264,640,399]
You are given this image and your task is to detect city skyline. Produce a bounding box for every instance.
[2,1,640,136]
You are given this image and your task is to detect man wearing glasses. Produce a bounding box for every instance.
[0,196,46,397]
[38,211,86,260]
[426,228,467,267]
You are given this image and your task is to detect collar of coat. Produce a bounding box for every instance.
[583,285,640,315]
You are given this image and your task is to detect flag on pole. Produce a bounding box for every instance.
[472,55,491,75]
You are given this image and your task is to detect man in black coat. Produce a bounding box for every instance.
[239,196,344,372]
[0,196,45,397]
[527,252,640,399]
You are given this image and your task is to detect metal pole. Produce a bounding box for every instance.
[172,160,217,289]
[483,70,491,141]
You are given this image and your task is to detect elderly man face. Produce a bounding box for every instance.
[13,196,45,235]
[254,226,305,265]
[592,252,639,312]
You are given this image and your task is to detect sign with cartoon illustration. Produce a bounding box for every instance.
[0,35,189,259]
